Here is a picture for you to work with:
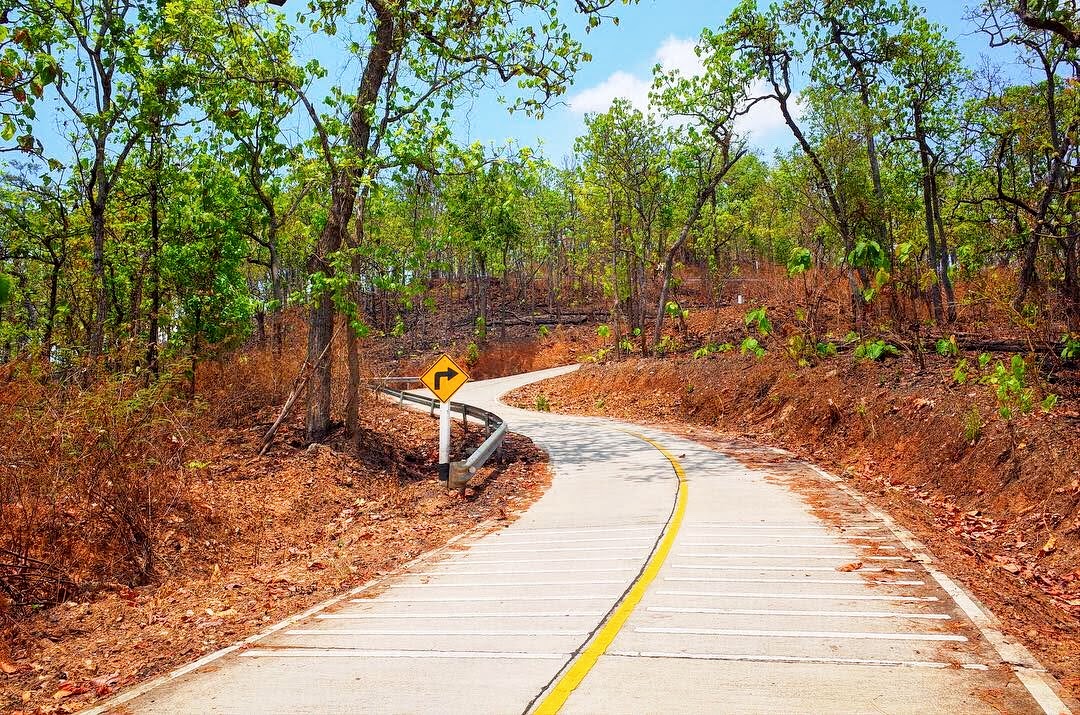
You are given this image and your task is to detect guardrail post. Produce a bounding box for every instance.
[438,400,451,484]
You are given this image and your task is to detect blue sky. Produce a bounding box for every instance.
[26,1,1022,171]
[316,0,1012,163]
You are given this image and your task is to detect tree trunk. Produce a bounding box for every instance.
[304,3,395,443]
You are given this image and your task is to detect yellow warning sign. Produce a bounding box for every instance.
[420,353,470,403]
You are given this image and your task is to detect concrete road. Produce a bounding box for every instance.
[92,367,1073,715]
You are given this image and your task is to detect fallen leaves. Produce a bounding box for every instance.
[1,657,19,674]
[837,561,863,572]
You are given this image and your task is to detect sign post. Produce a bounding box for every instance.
[420,354,471,484]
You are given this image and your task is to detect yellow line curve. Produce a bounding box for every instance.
[532,431,688,714]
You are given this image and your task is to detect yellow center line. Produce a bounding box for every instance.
[531,431,688,715]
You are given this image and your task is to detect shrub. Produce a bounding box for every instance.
[854,339,901,361]
[740,337,766,358]
[693,342,733,359]
[935,336,959,357]
[963,406,981,443]
[535,394,551,412]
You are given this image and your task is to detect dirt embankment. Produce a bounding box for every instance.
[507,353,1080,696]
[1,393,549,715]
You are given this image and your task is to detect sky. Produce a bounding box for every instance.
[25,0,1024,172]
[293,0,1013,164]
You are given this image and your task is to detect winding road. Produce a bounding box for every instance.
[89,366,1074,715]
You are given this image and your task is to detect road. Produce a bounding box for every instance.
[90,366,1073,715]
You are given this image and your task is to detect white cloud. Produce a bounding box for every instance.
[568,36,701,114]
[567,40,800,154]
[734,80,803,151]
[655,36,704,78]
[568,70,652,113]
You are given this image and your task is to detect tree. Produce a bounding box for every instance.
[296,0,635,442]
[651,28,749,349]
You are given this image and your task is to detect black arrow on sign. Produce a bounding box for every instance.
[434,367,458,390]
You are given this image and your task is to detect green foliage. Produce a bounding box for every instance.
[963,406,981,444]
[535,393,551,412]
[665,301,688,321]
[1062,334,1080,360]
[740,336,765,358]
[657,335,679,354]
[816,341,838,358]
[953,358,970,385]
[538,324,551,339]
[786,246,812,276]
[390,314,406,338]
[985,355,1034,420]
[465,341,481,366]
[935,336,959,357]
[596,324,612,340]
[1041,394,1058,413]
[854,340,901,361]
[693,341,734,359]
[744,306,772,337]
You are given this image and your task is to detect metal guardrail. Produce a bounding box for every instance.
[372,379,508,479]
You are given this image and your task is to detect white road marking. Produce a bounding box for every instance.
[481,536,655,546]
[682,542,896,550]
[431,568,637,576]
[658,590,938,602]
[646,606,951,620]
[393,580,626,588]
[469,545,648,554]
[608,651,988,670]
[459,556,644,564]
[240,649,569,660]
[317,612,605,620]
[686,524,881,531]
[358,595,621,603]
[490,526,663,536]
[664,577,925,586]
[801,461,1074,715]
[682,536,891,542]
[676,553,905,561]
[671,564,916,573]
[286,629,589,637]
[635,627,966,642]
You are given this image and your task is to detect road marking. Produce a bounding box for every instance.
[671,564,917,573]
[494,526,663,536]
[658,590,938,602]
[361,595,620,603]
[682,542,896,550]
[647,606,951,620]
[240,648,568,660]
[687,524,881,531]
[393,580,627,588]
[635,626,966,642]
[458,556,644,565]
[432,568,637,576]
[608,651,988,670]
[286,629,589,637]
[682,536,891,542]
[800,461,1075,715]
[481,536,655,546]
[664,577,925,586]
[530,433,687,715]
[676,553,906,561]
[317,612,606,620]
[469,545,650,554]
